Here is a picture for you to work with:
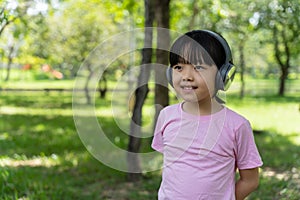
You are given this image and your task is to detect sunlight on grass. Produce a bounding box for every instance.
[227,97,300,145]
[0,152,83,168]
[0,106,74,116]
[1,80,75,89]
[252,103,299,134]
[95,107,115,117]
[0,154,60,168]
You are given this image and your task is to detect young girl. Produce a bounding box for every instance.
[152,30,263,200]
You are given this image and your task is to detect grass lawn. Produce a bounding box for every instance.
[0,78,299,199]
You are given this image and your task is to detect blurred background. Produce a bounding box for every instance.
[0,0,299,199]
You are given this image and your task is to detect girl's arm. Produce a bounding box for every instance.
[235,167,260,200]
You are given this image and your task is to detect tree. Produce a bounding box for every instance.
[127,0,154,182]
[217,0,257,98]
[0,1,22,37]
[154,0,171,124]
[3,29,22,81]
[257,0,300,96]
[47,1,112,76]
[170,0,220,32]
[126,0,171,181]
[2,1,60,78]
[0,1,30,81]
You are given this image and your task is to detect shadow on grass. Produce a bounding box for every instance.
[0,92,73,109]
[0,113,129,199]
[250,131,300,200]
[0,112,157,199]
[0,154,128,200]
[0,114,82,157]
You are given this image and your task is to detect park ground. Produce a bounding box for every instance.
[0,78,300,200]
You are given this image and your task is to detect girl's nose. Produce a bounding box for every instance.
[182,67,194,81]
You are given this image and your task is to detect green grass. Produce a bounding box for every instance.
[0,78,300,199]
[227,94,300,136]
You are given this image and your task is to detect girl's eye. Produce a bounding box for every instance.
[194,65,205,71]
[173,65,182,71]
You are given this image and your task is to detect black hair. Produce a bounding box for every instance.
[169,30,226,69]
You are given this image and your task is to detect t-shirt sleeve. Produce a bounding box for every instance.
[151,110,166,153]
[235,120,263,170]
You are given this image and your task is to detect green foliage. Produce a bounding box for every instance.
[254,0,300,78]
[1,0,145,80]
[1,0,299,85]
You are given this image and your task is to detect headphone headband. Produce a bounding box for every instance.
[200,30,232,65]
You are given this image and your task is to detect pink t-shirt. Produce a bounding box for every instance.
[152,103,263,200]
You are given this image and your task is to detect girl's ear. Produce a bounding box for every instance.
[166,66,173,87]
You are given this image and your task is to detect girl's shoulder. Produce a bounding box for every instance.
[225,107,247,120]
[160,103,182,114]
[223,107,251,129]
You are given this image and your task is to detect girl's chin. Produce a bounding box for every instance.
[180,94,212,103]
[180,96,201,103]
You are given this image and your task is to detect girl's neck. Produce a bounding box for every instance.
[182,98,223,116]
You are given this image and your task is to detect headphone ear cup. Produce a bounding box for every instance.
[166,67,173,87]
[216,64,236,91]
[215,69,224,91]
[223,64,236,91]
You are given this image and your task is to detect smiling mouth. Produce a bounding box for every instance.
[181,86,198,90]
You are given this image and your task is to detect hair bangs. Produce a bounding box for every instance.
[169,37,215,67]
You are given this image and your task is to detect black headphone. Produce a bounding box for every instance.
[166,30,236,91]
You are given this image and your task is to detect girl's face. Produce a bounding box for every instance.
[172,63,218,103]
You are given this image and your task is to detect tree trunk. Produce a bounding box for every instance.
[238,42,245,98]
[98,73,107,99]
[127,0,154,182]
[84,63,93,104]
[273,27,291,96]
[188,0,199,30]
[279,66,288,96]
[5,45,14,82]
[154,0,170,125]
